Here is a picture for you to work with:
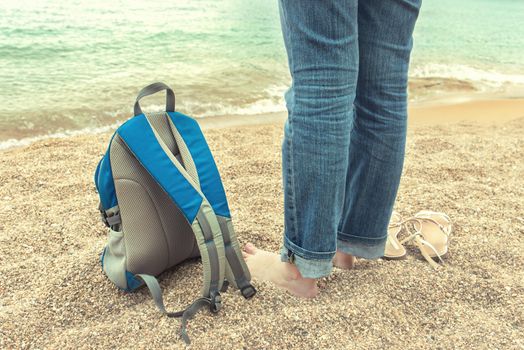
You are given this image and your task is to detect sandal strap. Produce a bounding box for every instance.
[386,212,449,269]
[417,210,451,223]
[400,215,450,237]
[413,235,443,269]
[396,219,445,269]
[415,211,452,235]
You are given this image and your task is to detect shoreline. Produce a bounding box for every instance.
[206,97,524,129]
[1,97,523,153]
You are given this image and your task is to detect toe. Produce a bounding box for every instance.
[243,243,257,255]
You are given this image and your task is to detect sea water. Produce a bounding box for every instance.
[1,0,523,148]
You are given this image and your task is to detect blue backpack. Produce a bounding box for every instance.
[94,82,256,344]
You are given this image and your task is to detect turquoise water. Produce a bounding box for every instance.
[1,0,523,148]
[412,0,524,88]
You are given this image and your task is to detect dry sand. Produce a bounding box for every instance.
[1,99,523,349]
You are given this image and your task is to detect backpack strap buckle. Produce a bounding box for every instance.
[209,290,222,313]
[220,280,230,293]
[99,202,121,228]
[240,284,257,299]
[99,203,110,227]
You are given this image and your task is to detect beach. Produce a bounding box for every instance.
[1,98,523,349]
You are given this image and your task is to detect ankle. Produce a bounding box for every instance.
[283,261,302,281]
[333,250,355,269]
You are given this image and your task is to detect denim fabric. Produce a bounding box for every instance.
[278,0,422,279]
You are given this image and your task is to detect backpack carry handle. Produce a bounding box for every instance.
[134,82,176,116]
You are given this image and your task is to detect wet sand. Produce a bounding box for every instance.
[1,98,523,349]
[196,97,524,130]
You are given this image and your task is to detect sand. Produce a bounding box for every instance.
[1,99,523,349]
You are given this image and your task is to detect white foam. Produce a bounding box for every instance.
[183,98,286,118]
[5,69,522,152]
[410,63,524,87]
[0,95,288,151]
[136,84,287,118]
[0,122,121,151]
[178,84,287,118]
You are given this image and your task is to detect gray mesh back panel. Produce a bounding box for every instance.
[110,134,200,276]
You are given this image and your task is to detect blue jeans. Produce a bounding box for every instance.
[279,0,422,278]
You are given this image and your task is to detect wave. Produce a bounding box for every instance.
[140,85,288,118]
[410,63,524,88]
[0,86,288,151]
[2,67,524,151]
[0,98,287,151]
[0,122,121,151]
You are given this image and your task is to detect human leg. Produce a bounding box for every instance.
[337,0,422,259]
[245,0,359,295]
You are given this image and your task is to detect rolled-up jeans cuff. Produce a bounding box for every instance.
[337,231,387,259]
[280,246,333,279]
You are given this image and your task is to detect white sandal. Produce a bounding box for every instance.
[383,211,406,260]
[400,210,452,269]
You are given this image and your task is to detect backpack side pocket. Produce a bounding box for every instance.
[102,228,127,290]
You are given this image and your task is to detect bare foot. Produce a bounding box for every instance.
[333,250,355,270]
[243,243,319,298]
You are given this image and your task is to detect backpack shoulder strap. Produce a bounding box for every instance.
[135,273,221,345]
[216,216,256,298]
[166,111,230,217]
[166,111,255,298]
